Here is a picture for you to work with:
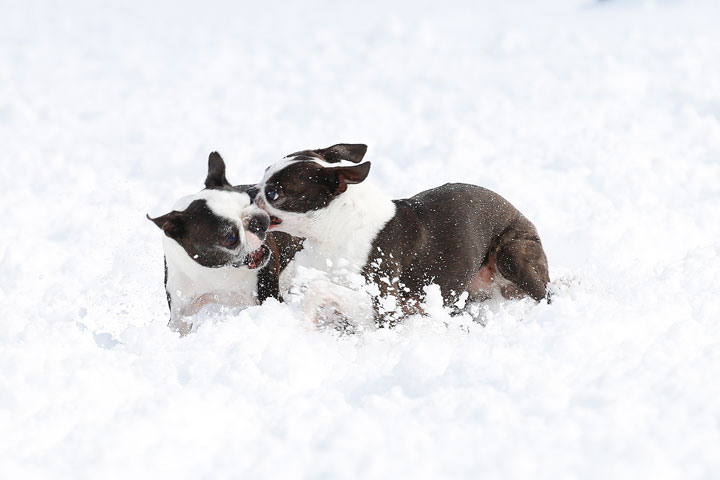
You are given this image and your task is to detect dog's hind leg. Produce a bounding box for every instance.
[494,229,551,302]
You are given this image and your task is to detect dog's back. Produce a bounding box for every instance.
[363,183,550,309]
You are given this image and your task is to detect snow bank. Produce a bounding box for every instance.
[1,0,719,478]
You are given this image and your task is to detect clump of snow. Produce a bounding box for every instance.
[2,0,720,478]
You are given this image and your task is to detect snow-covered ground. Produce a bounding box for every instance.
[2,0,720,478]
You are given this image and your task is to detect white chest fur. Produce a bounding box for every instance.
[163,236,260,325]
[296,181,396,286]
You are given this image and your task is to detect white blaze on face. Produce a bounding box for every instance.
[260,157,295,185]
[203,190,251,225]
[307,158,360,169]
[259,156,358,186]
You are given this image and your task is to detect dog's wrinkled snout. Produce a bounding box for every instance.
[247,213,270,240]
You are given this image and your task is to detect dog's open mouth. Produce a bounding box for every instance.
[243,245,270,270]
[269,216,283,229]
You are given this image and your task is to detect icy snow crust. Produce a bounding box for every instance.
[2,0,720,478]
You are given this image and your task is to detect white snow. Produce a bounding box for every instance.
[2,0,720,478]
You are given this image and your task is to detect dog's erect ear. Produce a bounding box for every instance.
[147,212,186,239]
[316,144,368,164]
[205,151,231,189]
[325,162,371,193]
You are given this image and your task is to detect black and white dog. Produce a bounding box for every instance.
[254,143,550,325]
[149,152,301,334]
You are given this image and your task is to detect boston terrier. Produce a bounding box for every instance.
[254,143,550,326]
[149,152,302,334]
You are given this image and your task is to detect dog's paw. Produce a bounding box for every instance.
[300,280,375,332]
[301,280,348,328]
[316,300,353,329]
[168,316,193,337]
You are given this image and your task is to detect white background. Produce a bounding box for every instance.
[1,0,719,478]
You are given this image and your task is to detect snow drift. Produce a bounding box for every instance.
[1,0,719,478]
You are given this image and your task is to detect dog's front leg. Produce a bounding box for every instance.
[168,312,193,337]
[168,293,217,336]
[302,280,375,330]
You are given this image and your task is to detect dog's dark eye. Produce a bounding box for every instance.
[266,187,279,201]
[223,232,239,248]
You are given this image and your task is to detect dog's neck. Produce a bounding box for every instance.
[163,236,259,306]
[297,181,396,278]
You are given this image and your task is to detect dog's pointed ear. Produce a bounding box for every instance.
[325,162,371,193]
[205,151,231,189]
[316,144,368,164]
[147,212,186,239]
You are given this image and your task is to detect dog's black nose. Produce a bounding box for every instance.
[247,186,259,202]
[247,214,270,237]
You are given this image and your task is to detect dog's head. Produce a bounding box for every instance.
[253,143,371,237]
[148,152,272,270]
